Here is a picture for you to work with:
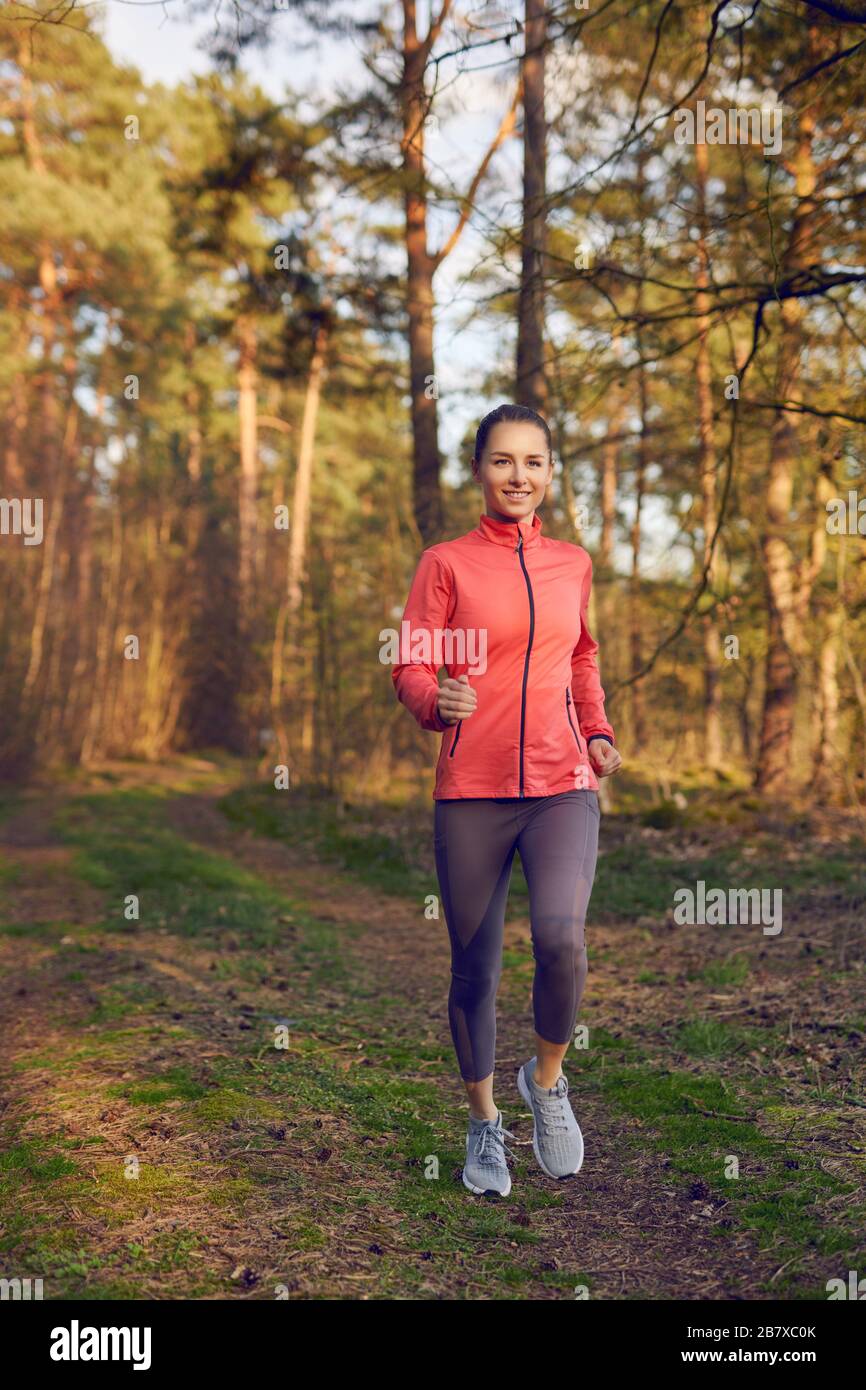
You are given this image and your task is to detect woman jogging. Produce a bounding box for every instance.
[392,403,622,1197]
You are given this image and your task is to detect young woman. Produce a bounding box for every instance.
[392,403,622,1197]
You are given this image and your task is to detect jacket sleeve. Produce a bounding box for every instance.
[391,548,453,733]
[571,554,615,745]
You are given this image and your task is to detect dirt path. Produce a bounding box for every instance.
[163,788,788,1299]
[0,774,854,1300]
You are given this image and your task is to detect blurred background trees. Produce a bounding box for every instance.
[1,0,864,804]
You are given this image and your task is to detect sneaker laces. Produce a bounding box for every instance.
[537,1074,572,1133]
[474,1119,517,1164]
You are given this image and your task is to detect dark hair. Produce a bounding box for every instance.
[473,403,553,464]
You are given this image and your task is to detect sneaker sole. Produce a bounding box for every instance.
[462,1168,512,1197]
[517,1065,584,1179]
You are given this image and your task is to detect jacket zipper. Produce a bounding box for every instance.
[565,687,582,751]
[516,530,535,797]
[448,720,462,757]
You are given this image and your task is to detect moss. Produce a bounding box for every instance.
[189,1088,284,1130]
[107,1067,209,1105]
[0,1141,78,1182]
[205,1178,257,1210]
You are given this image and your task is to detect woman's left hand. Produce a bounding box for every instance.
[588,738,622,777]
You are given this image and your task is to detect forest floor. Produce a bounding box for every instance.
[0,756,864,1301]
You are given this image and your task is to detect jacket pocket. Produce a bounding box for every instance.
[565,688,583,753]
[448,720,462,758]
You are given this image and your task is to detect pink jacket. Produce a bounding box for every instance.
[391,511,615,798]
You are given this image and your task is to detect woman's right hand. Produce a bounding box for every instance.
[437,674,477,726]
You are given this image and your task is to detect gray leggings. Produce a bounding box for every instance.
[433,790,600,1082]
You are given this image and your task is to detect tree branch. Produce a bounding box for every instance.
[431,74,523,271]
[422,0,456,64]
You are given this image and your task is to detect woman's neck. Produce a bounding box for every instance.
[483,506,535,526]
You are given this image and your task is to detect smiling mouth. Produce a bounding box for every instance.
[503,490,531,498]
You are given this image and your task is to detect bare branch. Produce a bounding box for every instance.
[422,0,456,63]
[431,73,523,271]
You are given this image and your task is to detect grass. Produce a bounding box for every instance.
[219,785,437,901]
[218,778,866,1299]
[105,1067,210,1106]
[579,1031,866,1294]
[217,783,866,930]
[2,784,572,1298]
[54,789,297,949]
[0,769,863,1299]
[695,955,752,988]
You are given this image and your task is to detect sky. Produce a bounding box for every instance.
[95,0,681,574]
[97,2,516,461]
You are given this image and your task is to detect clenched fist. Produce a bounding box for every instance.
[588,738,622,777]
[437,673,477,726]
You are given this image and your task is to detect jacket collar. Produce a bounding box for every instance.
[476,511,543,549]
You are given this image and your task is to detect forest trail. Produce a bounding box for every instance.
[165,791,772,1300]
[0,765,862,1300]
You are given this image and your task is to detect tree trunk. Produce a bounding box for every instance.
[694,133,722,770]
[401,1,444,544]
[756,83,819,792]
[814,606,842,790]
[516,0,548,415]
[736,658,756,766]
[22,400,78,702]
[237,315,259,633]
[142,510,175,760]
[2,307,30,493]
[596,379,622,733]
[18,34,61,502]
[630,334,648,753]
[80,506,123,766]
[271,313,329,772]
[600,413,618,574]
[759,604,796,788]
[184,320,203,552]
[808,460,842,788]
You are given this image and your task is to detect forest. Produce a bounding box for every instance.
[1,0,864,803]
[0,0,865,1312]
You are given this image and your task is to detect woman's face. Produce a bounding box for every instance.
[472,421,554,523]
